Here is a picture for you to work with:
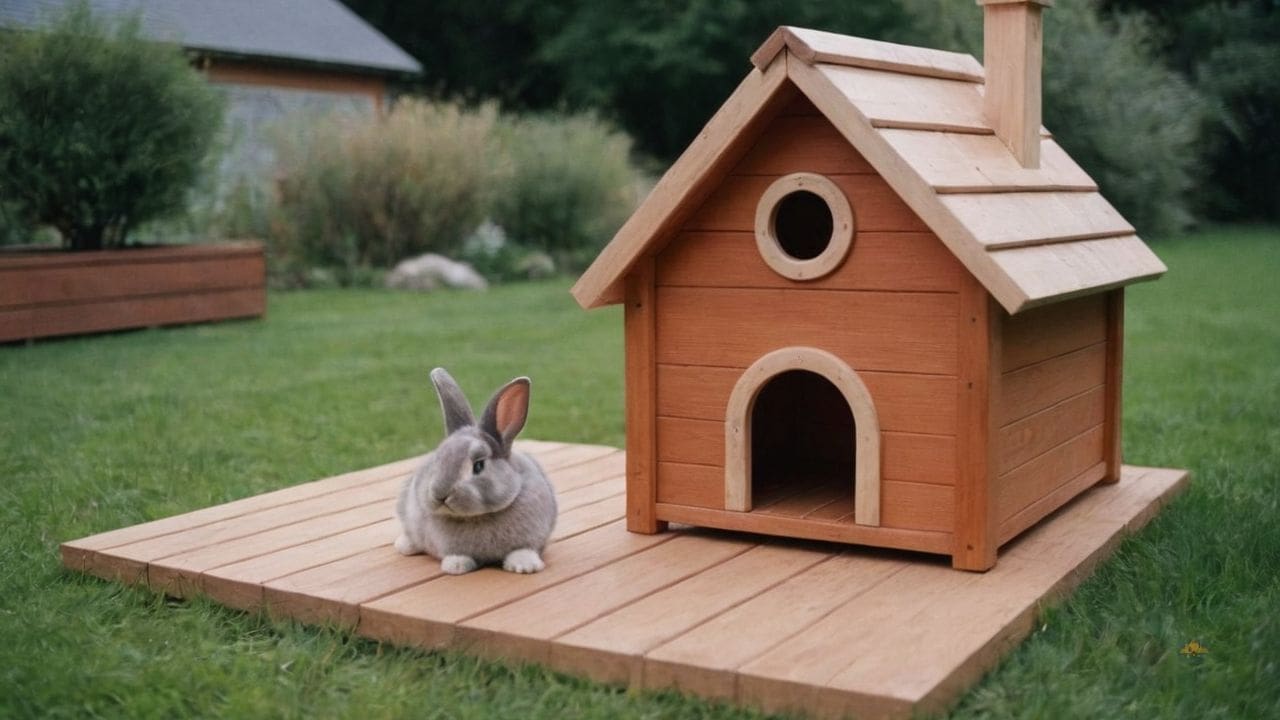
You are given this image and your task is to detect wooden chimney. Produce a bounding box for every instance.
[978,0,1052,168]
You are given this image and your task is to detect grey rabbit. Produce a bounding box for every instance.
[394,368,557,574]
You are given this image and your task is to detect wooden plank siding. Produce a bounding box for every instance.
[657,364,957,436]
[658,416,954,485]
[656,231,962,293]
[994,294,1110,538]
[0,253,264,307]
[654,286,958,375]
[647,104,965,542]
[684,174,931,234]
[205,58,386,113]
[0,242,266,343]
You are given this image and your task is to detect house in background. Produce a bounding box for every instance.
[0,0,422,176]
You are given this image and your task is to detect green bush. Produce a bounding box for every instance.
[900,0,1205,236]
[267,100,504,283]
[458,220,558,283]
[260,101,644,285]
[492,113,641,272]
[1102,1,1280,222]
[0,1,224,250]
[0,200,33,246]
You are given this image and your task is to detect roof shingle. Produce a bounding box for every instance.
[0,0,421,75]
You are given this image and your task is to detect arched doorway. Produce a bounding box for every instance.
[725,347,880,526]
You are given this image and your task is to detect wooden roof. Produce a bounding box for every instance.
[572,26,1165,315]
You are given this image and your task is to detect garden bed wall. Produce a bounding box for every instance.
[0,242,266,343]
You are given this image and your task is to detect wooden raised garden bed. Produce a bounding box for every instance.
[0,241,266,343]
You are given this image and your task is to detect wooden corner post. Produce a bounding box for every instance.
[978,0,1052,168]
[954,275,1002,571]
[1101,289,1125,483]
[624,257,666,533]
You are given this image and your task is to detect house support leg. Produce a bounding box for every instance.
[953,278,1001,571]
[625,257,667,534]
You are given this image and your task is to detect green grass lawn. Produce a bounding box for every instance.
[2,227,1277,719]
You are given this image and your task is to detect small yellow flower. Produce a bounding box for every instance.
[1179,640,1208,656]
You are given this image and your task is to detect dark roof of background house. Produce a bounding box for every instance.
[0,0,422,75]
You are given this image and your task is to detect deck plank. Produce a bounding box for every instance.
[642,552,907,700]
[358,519,674,649]
[265,546,442,628]
[203,518,397,611]
[61,443,1187,720]
[552,542,833,686]
[148,497,394,598]
[60,455,425,573]
[455,533,757,666]
[88,476,404,587]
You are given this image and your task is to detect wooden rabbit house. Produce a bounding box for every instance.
[572,0,1166,570]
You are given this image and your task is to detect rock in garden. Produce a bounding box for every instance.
[385,253,488,292]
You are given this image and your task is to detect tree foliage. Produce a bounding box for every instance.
[901,0,1206,236]
[342,0,569,111]
[535,0,910,159]
[345,0,909,160]
[1101,0,1280,221]
[0,1,224,250]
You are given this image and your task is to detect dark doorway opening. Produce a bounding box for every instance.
[750,370,856,519]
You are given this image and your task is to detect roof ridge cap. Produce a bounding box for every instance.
[751,26,984,84]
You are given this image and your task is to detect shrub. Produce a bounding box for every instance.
[1185,6,1280,222]
[0,1,224,250]
[458,220,558,283]
[491,113,641,272]
[259,100,644,285]
[1102,0,1280,222]
[0,200,33,246]
[268,100,504,282]
[899,0,1205,236]
[534,0,911,159]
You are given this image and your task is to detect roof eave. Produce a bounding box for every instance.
[572,52,792,309]
[189,46,422,77]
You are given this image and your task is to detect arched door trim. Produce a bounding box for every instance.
[724,346,881,526]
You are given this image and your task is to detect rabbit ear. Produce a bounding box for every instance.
[430,368,475,435]
[480,377,531,453]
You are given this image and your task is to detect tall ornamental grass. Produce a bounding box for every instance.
[269,100,504,278]
[259,101,643,286]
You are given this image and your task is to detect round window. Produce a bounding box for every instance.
[754,173,854,281]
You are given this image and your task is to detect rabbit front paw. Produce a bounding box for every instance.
[441,554,478,575]
[502,548,545,574]
[394,534,421,556]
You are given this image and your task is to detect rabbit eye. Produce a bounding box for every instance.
[472,459,485,475]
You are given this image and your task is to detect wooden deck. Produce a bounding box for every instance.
[61,441,1187,720]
